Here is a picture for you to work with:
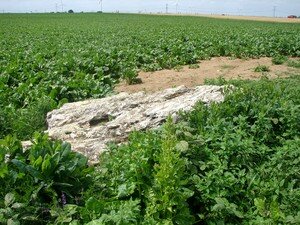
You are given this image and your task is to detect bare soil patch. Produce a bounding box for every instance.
[194,14,300,23]
[116,57,300,93]
[155,13,300,23]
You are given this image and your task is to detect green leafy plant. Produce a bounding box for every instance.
[188,64,200,69]
[254,65,270,72]
[183,75,300,223]
[174,65,184,71]
[0,193,27,225]
[121,68,141,85]
[272,55,288,65]
[287,59,300,68]
[144,118,194,224]
[0,133,93,224]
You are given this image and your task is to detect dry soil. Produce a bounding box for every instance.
[116,57,300,93]
[154,13,300,23]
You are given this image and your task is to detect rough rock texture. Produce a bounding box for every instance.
[43,85,225,163]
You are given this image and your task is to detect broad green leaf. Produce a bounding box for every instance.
[0,163,8,178]
[176,141,189,153]
[11,203,25,209]
[7,219,20,225]
[5,193,15,207]
[42,155,51,174]
[33,156,43,167]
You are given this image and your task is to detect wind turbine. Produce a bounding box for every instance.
[60,0,65,12]
[99,0,103,12]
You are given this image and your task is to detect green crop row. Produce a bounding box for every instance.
[1,13,300,139]
[1,75,299,224]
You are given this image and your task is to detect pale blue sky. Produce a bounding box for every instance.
[0,0,299,17]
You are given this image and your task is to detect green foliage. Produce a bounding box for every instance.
[254,64,270,72]
[174,65,184,71]
[0,192,27,225]
[1,76,300,224]
[122,68,141,85]
[1,13,300,224]
[78,130,163,223]
[287,59,300,68]
[204,76,228,85]
[272,55,288,65]
[85,199,141,225]
[75,119,194,224]
[0,133,92,224]
[188,64,200,69]
[144,118,194,224]
[183,75,300,224]
[81,75,300,224]
[1,13,300,138]
[8,97,56,140]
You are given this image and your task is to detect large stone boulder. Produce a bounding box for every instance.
[41,85,225,163]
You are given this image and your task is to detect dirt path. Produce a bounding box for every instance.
[116,57,300,93]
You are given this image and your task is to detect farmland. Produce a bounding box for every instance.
[1,13,300,139]
[0,13,300,224]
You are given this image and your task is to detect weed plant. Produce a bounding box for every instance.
[272,55,288,65]
[254,65,270,72]
[287,59,300,68]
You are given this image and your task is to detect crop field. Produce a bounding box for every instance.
[0,13,300,224]
[1,13,300,139]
